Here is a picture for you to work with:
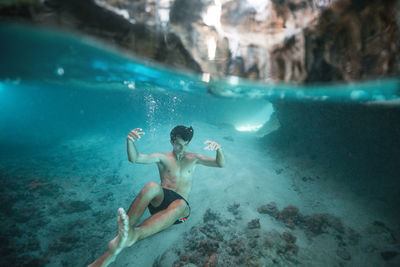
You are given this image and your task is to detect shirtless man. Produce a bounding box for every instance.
[89,125,226,266]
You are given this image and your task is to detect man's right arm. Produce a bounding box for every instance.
[127,128,162,164]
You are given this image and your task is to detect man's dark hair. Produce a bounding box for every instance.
[170,125,194,143]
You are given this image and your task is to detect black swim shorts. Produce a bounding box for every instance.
[148,188,190,224]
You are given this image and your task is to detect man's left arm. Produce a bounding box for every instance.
[196,140,226,168]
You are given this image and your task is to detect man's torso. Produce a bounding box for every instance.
[156,152,197,199]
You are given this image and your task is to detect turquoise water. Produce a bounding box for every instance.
[1,23,400,266]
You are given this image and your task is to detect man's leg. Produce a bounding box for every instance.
[127,182,164,227]
[89,200,188,267]
[89,199,188,267]
[127,199,190,245]
[88,182,164,267]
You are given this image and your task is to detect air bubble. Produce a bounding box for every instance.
[56,67,64,76]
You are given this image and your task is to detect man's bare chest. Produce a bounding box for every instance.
[161,158,196,178]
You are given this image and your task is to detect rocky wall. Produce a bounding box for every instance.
[303,0,399,82]
[0,0,201,73]
[1,0,398,82]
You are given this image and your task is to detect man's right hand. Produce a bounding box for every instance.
[127,128,145,142]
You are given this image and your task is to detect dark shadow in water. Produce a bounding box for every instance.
[260,101,400,219]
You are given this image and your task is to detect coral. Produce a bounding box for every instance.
[199,224,224,241]
[248,238,258,248]
[203,208,222,224]
[179,252,190,263]
[303,214,329,235]
[173,238,219,267]
[227,203,240,216]
[228,238,245,256]
[258,203,350,241]
[279,206,302,229]
[247,218,261,229]
[197,240,219,256]
[204,252,218,267]
[157,206,375,267]
[283,242,298,255]
[303,213,344,236]
[282,232,297,243]
[257,202,279,218]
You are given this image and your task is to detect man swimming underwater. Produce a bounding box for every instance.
[89,125,226,266]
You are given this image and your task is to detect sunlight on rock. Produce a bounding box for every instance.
[203,0,221,28]
[94,0,134,23]
[207,36,216,60]
[158,0,172,27]
[201,73,210,83]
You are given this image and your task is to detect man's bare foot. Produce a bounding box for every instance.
[88,208,130,267]
[108,208,129,254]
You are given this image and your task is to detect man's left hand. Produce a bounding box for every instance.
[203,140,221,151]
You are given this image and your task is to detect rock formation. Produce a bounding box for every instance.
[303,0,399,82]
[1,0,398,83]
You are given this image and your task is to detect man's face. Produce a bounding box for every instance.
[171,136,189,154]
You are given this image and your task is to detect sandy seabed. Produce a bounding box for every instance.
[0,121,399,266]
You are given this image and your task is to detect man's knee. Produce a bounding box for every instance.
[141,182,162,199]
